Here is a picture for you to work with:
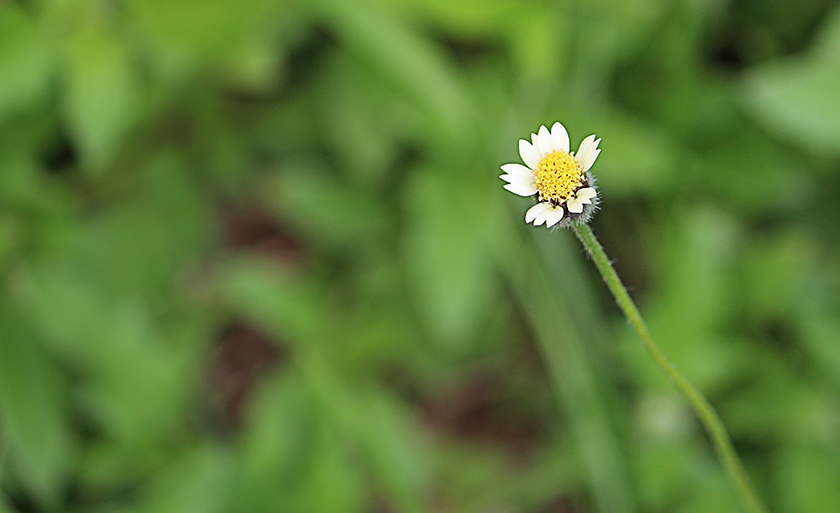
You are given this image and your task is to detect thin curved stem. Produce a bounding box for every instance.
[572,224,767,513]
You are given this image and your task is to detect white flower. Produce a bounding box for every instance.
[500,122,601,228]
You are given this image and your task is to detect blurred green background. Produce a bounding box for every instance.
[2,0,840,511]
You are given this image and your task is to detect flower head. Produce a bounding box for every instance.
[500,122,601,228]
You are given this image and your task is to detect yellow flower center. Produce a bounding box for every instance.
[533,150,585,205]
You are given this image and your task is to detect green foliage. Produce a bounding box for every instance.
[2,0,840,512]
[743,6,840,154]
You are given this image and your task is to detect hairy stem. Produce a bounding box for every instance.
[572,223,766,513]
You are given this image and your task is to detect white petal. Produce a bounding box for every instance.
[566,197,584,213]
[550,122,570,153]
[577,135,601,171]
[576,187,597,202]
[533,207,550,226]
[503,182,538,196]
[500,163,534,177]
[519,139,541,169]
[499,173,535,187]
[544,206,565,227]
[525,202,552,223]
[537,125,553,156]
[579,148,600,172]
[534,205,559,226]
[577,134,597,155]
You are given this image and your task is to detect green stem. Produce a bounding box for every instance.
[572,223,767,513]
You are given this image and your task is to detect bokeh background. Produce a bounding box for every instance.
[2,0,840,511]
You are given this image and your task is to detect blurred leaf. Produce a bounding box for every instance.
[698,122,813,214]
[740,230,816,319]
[138,445,234,513]
[61,27,139,170]
[721,351,825,442]
[443,440,577,513]
[507,7,568,81]
[127,0,282,81]
[358,390,430,506]
[633,208,747,390]
[12,264,188,448]
[632,441,696,507]
[0,494,14,513]
[0,151,71,216]
[402,166,501,352]
[295,422,367,513]
[506,237,637,513]
[777,446,840,513]
[391,0,519,38]
[297,352,428,513]
[0,3,55,121]
[315,0,470,134]
[317,53,404,186]
[230,371,316,512]
[0,294,75,507]
[592,112,679,197]
[800,315,840,387]
[0,215,22,271]
[73,152,209,299]
[742,5,840,154]
[743,58,840,154]
[219,40,283,92]
[220,257,325,345]
[267,159,389,250]
[632,397,742,512]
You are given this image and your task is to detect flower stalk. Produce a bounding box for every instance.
[572,223,767,513]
